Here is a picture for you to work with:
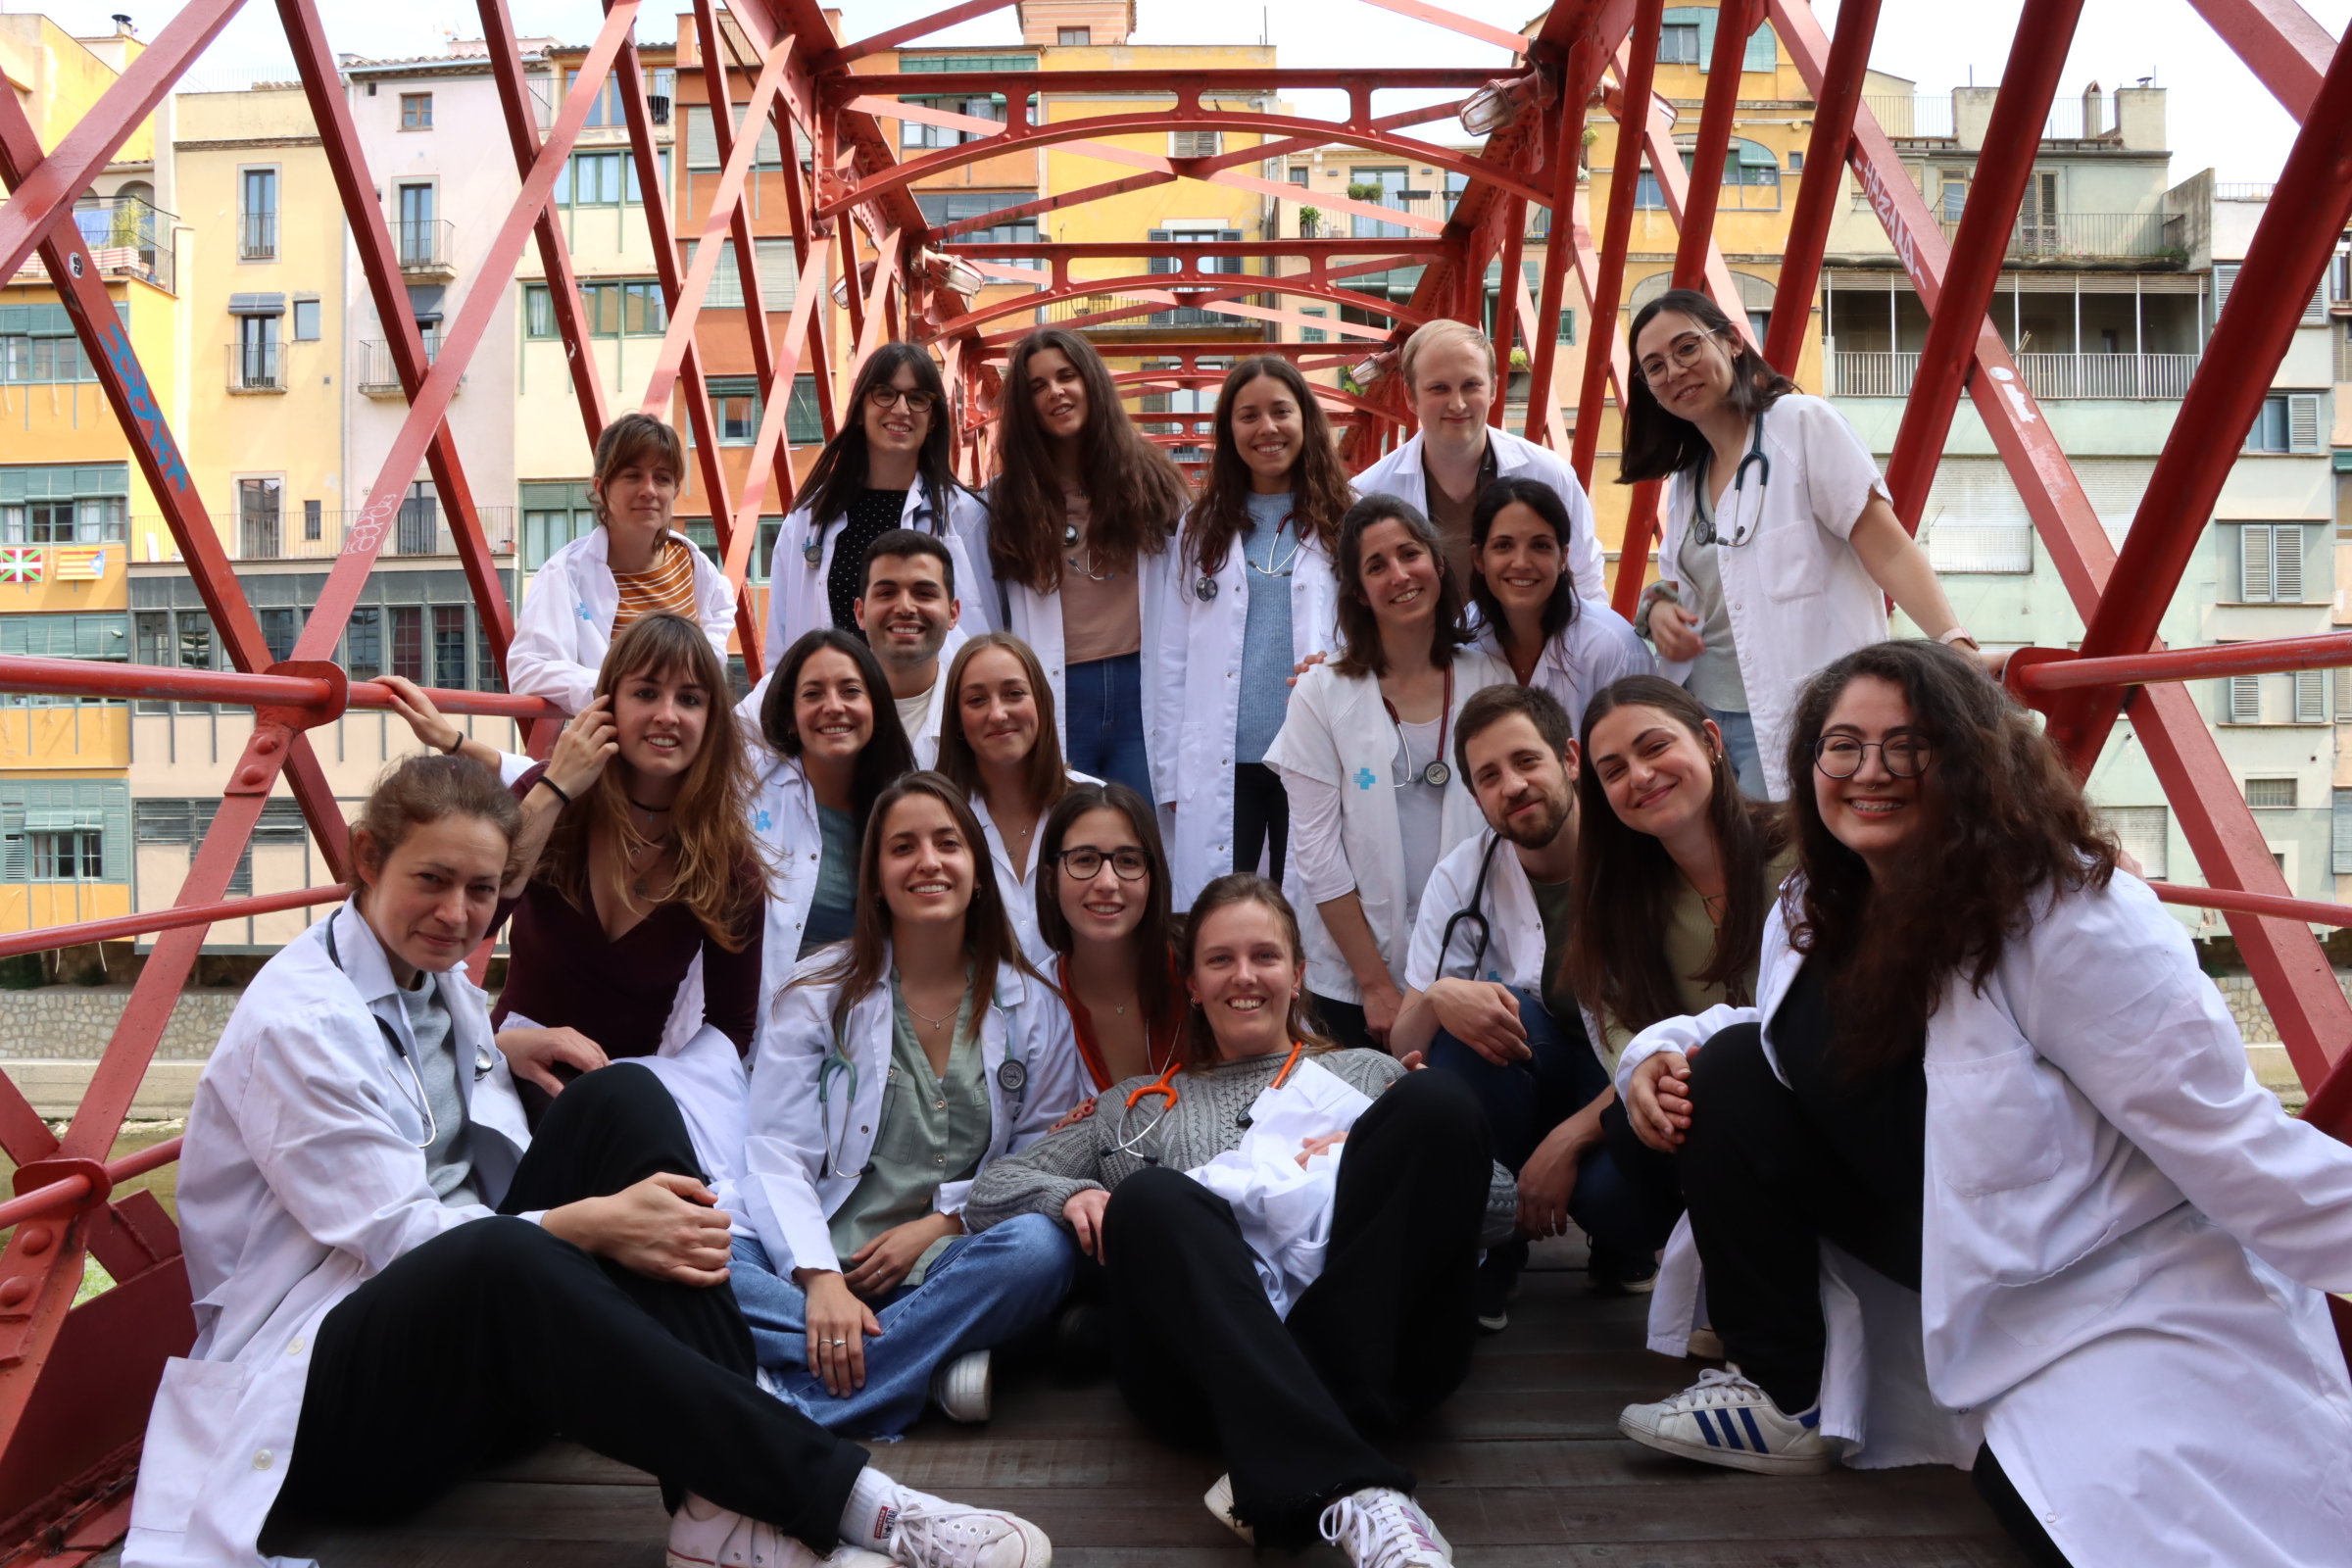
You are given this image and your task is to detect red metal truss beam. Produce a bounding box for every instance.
[1631,85,1754,348]
[1672,0,1756,292]
[292,0,642,672]
[1523,36,1602,450]
[725,243,836,608]
[928,274,1434,342]
[2186,0,2336,118]
[766,45,839,453]
[612,33,755,662]
[0,888,343,962]
[816,103,1554,221]
[840,68,1507,95]
[0,0,246,284]
[724,0,931,243]
[1357,0,1534,54]
[2007,633,2352,693]
[479,0,610,448]
[2048,26,2352,772]
[1764,0,1880,378]
[1768,0,2352,1095]
[823,0,1013,66]
[850,226,905,379]
[0,86,354,885]
[1883,0,2085,530]
[1574,0,1660,494]
[278,0,515,683]
[2149,881,2352,927]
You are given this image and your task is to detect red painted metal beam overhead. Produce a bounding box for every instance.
[1763,0,1880,379]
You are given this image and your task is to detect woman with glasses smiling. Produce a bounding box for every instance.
[1619,288,1983,800]
[763,344,992,667]
[1613,640,2352,1568]
[1035,782,1186,1092]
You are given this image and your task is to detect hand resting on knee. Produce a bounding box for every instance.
[541,1172,733,1286]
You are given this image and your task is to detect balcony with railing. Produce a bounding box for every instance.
[1829,350,2200,400]
[357,334,461,398]
[224,340,285,393]
[209,505,516,562]
[239,211,276,262]
[396,219,458,278]
[1032,291,1259,331]
[9,197,179,293]
[1938,211,2184,266]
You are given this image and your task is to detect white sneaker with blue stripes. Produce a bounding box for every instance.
[1618,1366,1835,1475]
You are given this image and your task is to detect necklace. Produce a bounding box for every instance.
[906,993,961,1032]
[628,796,672,813]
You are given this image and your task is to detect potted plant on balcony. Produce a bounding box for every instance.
[1298,205,1321,239]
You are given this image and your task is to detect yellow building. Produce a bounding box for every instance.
[0,15,178,936]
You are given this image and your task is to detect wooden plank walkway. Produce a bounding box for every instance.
[260,1241,2029,1567]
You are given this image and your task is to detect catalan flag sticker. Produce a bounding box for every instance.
[52,545,107,581]
[0,549,42,585]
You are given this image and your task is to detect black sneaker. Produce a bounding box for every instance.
[1054,1300,1110,1375]
[1589,1246,1659,1297]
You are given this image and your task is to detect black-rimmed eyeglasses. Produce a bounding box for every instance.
[1813,735,1932,779]
[1055,846,1151,881]
[868,385,937,413]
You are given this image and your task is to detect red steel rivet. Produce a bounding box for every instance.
[17,1226,50,1257]
[0,1279,29,1309]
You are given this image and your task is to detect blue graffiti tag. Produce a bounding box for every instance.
[99,320,192,493]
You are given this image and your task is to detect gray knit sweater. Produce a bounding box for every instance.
[965,1047,1519,1246]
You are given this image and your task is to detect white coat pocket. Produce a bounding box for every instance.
[1759,514,1830,604]
[130,1355,254,1535]
[1925,1044,2067,1198]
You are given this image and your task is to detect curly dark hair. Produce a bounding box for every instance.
[1784,640,2120,1076]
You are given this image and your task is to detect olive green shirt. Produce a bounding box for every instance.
[1597,848,1795,1072]
[826,973,986,1288]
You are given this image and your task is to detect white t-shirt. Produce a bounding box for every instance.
[895,681,936,743]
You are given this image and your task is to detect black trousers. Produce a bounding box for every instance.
[265,1063,868,1552]
[1232,760,1290,884]
[1308,993,1381,1056]
[1100,1071,1491,1547]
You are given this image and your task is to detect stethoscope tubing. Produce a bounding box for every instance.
[815,991,1026,1179]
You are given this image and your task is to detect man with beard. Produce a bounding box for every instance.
[852,529,963,767]
[1393,684,1666,1328]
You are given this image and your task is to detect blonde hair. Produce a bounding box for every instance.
[1400,318,1496,392]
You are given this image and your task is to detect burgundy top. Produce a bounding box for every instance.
[492,766,763,1057]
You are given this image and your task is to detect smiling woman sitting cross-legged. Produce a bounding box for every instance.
[966,874,1517,1567]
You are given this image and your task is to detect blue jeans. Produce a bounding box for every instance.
[1424,987,1674,1274]
[729,1214,1076,1437]
[1063,652,1151,798]
[1705,704,1767,800]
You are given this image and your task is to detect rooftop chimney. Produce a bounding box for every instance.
[111,13,135,34]
[2082,79,2104,137]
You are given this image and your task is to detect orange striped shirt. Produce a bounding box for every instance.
[612,535,701,631]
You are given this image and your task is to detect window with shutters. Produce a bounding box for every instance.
[681,239,802,311]
[558,149,662,207]
[133,798,303,898]
[2296,668,2328,722]
[2336,664,2352,719]
[2104,806,2169,880]
[2304,281,2330,325]
[400,92,432,130]
[2236,523,2309,602]
[2246,777,2298,808]
[1170,130,1224,159]
[1,781,129,886]
[707,375,821,447]
[1298,307,1328,344]
[2,464,130,543]
[521,481,597,570]
[1349,168,1413,238]
[898,95,1007,149]
[0,612,129,709]
[526,279,668,339]
[912,193,1039,248]
[2228,670,2263,724]
[684,105,794,169]
[1148,227,1246,325]
[2336,791,2352,873]
[1658,22,1700,61]
[2215,262,2240,312]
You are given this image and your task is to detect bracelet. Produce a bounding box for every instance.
[1936,625,1981,651]
[536,775,573,808]
[440,731,464,756]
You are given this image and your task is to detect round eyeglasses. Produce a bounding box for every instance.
[1635,328,1725,388]
[1055,846,1151,881]
[1813,735,1932,780]
[868,385,937,413]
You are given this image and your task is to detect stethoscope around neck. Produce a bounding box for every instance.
[815,987,1027,1179]
[323,906,493,1152]
[1434,831,1506,982]
[1692,408,1771,550]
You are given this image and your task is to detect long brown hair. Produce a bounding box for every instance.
[935,632,1073,816]
[1617,287,1795,484]
[1330,493,1476,679]
[536,612,762,952]
[1175,874,1335,1070]
[799,342,961,527]
[1180,357,1354,578]
[1035,782,1180,1029]
[989,328,1190,594]
[1786,640,2119,1075]
[797,771,1044,1035]
[760,627,916,849]
[1565,675,1788,1040]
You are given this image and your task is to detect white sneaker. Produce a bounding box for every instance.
[1618,1366,1835,1475]
[1317,1487,1452,1567]
[929,1348,992,1423]
[879,1494,1051,1568]
[1202,1473,1254,1544]
[668,1493,847,1568]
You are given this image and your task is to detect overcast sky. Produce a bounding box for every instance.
[19,0,2350,184]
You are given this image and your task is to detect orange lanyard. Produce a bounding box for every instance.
[1124,1037,1305,1118]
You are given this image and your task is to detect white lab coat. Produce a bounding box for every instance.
[1614,872,2352,1567]
[1401,828,1547,996]
[1352,426,1607,603]
[988,532,1175,782]
[738,948,1082,1278]
[744,745,828,1043]
[1149,534,1342,909]
[1262,650,1511,1003]
[1652,394,1891,800]
[510,527,738,716]
[1471,599,1653,738]
[763,479,993,668]
[124,903,532,1568]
